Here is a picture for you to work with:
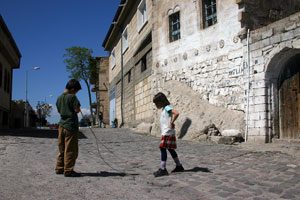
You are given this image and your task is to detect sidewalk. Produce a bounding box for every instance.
[0,128,299,200]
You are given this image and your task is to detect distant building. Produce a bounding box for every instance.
[103,0,300,142]
[0,15,21,129]
[91,57,110,126]
[10,100,25,129]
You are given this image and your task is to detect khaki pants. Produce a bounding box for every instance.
[55,126,78,173]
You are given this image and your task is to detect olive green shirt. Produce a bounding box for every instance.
[56,93,81,132]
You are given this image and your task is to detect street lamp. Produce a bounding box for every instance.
[25,66,40,128]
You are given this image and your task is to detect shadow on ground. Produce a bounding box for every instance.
[184,167,212,173]
[80,171,139,177]
[0,129,87,139]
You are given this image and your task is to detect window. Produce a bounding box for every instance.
[0,63,2,89]
[202,0,217,28]
[4,69,8,93]
[111,49,116,69]
[141,55,147,72]
[3,69,10,93]
[7,71,10,93]
[169,11,181,42]
[122,27,129,53]
[137,0,148,31]
[127,70,131,83]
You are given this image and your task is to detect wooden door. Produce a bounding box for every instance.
[279,71,300,139]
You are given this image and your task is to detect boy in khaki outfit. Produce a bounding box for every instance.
[55,79,81,177]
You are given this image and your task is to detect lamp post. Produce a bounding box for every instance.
[25,66,40,128]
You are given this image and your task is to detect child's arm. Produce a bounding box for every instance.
[74,106,81,113]
[72,95,81,113]
[170,109,179,129]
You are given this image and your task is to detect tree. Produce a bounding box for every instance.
[36,101,52,126]
[63,46,96,122]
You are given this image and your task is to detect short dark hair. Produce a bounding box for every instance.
[65,79,82,91]
[153,92,170,107]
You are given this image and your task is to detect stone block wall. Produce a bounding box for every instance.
[107,0,154,127]
[238,0,300,30]
[151,0,300,142]
[152,0,245,110]
[123,70,135,125]
[109,0,153,84]
[134,76,152,122]
[246,11,300,143]
[96,57,110,124]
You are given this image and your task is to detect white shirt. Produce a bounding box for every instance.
[160,105,175,136]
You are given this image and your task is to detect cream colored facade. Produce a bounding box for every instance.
[103,0,154,127]
[0,15,21,129]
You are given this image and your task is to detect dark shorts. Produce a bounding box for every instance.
[159,135,177,149]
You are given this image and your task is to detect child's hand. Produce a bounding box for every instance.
[170,122,175,129]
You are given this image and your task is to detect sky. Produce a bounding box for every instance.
[0,0,120,123]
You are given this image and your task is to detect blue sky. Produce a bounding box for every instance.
[1,0,119,123]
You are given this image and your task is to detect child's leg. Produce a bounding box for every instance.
[168,149,182,166]
[160,148,167,169]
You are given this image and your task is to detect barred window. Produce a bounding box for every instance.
[169,11,180,42]
[203,0,217,28]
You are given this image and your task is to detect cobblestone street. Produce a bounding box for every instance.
[0,128,299,200]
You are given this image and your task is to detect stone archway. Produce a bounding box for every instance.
[265,48,300,140]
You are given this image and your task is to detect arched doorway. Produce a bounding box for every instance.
[278,54,300,139]
[264,48,300,141]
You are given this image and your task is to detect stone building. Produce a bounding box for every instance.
[91,57,110,126]
[103,0,300,143]
[0,15,21,129]
[103,0,153,127]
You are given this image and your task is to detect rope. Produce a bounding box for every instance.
[80,111,124,172]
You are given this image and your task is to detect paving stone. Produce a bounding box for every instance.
[0,128,299,200]
[253,197,268,200]
[281,193,296,199]
[220,186,240,193]
[268,186,283,194]
[207,180,223,186]
[217,191,232,198]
